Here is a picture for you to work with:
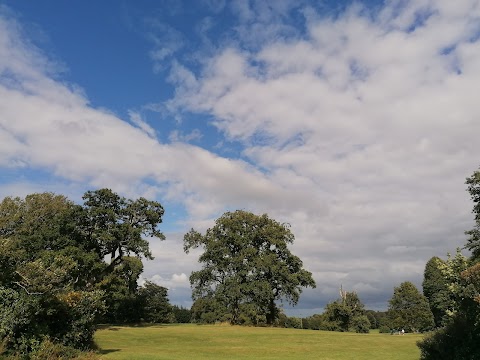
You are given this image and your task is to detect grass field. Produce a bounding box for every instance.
[94,324,423,360]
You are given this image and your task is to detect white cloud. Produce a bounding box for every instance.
[128,110,156,138]
[2,0,480,313]
[169,129,203,143]
[164,0,480,310]
[145,20,185,72]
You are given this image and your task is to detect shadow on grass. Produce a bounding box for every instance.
[97,323,188,330]
[99,349,121,355]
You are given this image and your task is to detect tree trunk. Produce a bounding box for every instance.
[266,298,276,325]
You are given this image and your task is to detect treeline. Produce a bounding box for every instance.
[280,309,387,332]
[279,282,432,334]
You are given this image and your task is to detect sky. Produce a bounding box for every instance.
[1,0,480,315]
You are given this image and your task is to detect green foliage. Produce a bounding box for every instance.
[351,314,371,333]
[30,338,100,360]
[190,296,228,324]
[302,314,325,330]
[284,317,303,329]
[184,210,315,325]
[81,189,165,266]
[172,305,191,323]
[0,286,106,355]
[418,314,480,360]
[422,256,452,327]
[365,310,387,329]
[418,262,480,359]
[137,281,174,323]
[387,282,434,333]
[0,189,165,356]
[99,257,144,323]
[417,168,480,359]
[323,291,370,333]
[465,169,480,260]
[378,325,391,333]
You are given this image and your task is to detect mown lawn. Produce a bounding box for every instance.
[95,324,423,360]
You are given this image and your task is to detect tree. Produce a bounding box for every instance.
[99,256,144,323]
[387,281,434,332]
[0,189,165,357]
[172,305,191,323]
[137,281,174,323]
[422,256,452,327]
[417,167,480,359]
[418,262,480,359]
[323,289,370,333]
[466,169,480,259]
[81,189,165,270]
[365,310,387,329]
[184,210,316,325]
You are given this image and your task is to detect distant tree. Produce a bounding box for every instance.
[302,313,325,330]
[184,210,316,325]
[387,282,434,332]
[137,281,174,323]
[323,290,370,333]
[172,305,191,323]
[365,310,387,329]
[422,256,451,327]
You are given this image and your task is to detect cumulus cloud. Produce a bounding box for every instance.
[0,10,289,215]
[2,0,480,314]
[165,0,480,310]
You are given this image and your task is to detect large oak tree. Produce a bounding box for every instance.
[184,210,315,325]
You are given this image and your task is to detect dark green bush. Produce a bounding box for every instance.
[379,325,391,333]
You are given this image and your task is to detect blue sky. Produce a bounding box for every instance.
[1,0,480,314]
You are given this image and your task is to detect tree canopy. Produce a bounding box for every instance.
[422,256,452,327]
[323,289,370,333]
[0,189,166,357]
[184,210,316,325]
[466,169,480,259]
[387,281,434,333]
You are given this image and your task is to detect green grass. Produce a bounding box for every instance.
[94,324,422,360]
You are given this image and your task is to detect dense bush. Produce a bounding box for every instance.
[172,305,191,323]
[418,314,480,360]
[0,287,105,357]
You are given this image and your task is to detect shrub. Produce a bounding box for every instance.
[417,313,480,360]
[379,325,391,334]
[350,315,370,333]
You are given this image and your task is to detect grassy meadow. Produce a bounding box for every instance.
[94,324,422,360]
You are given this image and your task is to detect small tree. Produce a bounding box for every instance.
[137,281,174,323]
[323,290,370,333]
[387,282,434,332]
